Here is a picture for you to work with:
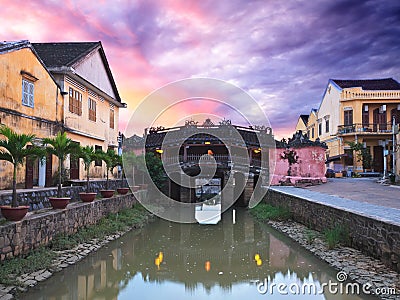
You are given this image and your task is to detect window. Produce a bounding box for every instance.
[311,127,315,139]
[110,109,115,129]
[362,105,369,126]
[318,123,322,136]
[22,79,34,107]
[344,110,353,126]
[95,145,102,166]
[325,119,329,133]
[69,87,82,115]
[88,98,96,122]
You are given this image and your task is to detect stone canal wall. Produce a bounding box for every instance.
[0,193,138,261]
[265,189,400,273]
[0,179,129,210]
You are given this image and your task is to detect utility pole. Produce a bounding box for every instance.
[393,116,396,177]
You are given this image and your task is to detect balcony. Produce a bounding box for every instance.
[341,90,400,100]
[338,123,394,135]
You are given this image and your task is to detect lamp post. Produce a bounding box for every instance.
[393,116,396,178]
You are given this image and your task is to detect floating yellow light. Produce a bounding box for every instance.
[204,141,211,145]
[254,254,260,261]
[155,257,161,269]
[205,261,211,272]
[256,259,263,266]
[158,251,163,263]
[156,149,163,154]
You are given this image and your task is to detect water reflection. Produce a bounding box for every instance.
[24,209,376,299]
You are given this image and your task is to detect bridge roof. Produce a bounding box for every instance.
[144,124,274,149]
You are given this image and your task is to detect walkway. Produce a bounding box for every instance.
[304,177,400,209]
[270,181,400,226]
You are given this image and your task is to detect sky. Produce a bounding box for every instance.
[1,0,400,139]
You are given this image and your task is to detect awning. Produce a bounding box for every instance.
[325,153,348,163]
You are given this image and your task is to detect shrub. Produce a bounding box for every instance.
[324,225,350,249]
[305,228,317,244]
[250,203,291,221]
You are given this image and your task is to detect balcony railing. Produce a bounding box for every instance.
[162,154,262,168]
[338,123,394,135]
[341,90,400,100]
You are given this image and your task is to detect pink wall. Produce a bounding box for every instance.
[270,146,326,185]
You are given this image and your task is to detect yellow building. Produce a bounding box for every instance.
[0,41,62,189]
[306,109,318,141]
[316,78,400,174]
[33,42,126,180]
[294,115,308,133]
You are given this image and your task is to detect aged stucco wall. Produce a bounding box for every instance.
[0,47,61,189]
[271,146,326,185]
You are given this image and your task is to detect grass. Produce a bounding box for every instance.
[0,205,150,285]
[304,228,318,244]
[0,247,56,285]
[250,203,292,221]
[324,225,350,249]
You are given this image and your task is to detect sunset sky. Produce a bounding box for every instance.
[1,0,399,139]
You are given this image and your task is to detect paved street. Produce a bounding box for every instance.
[304,178,400,209]
[271,178,400,226]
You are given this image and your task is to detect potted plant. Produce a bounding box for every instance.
[97,149,120,198]
[43,132,79,209]
[78,145,98,202]
[0,125,43,221]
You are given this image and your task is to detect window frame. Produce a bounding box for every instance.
[69,87,83,116]
[88,98,97,122]
[22,79,34,108]
[110,109,115,129]
[344,110,353,126]
[325,119,329,133]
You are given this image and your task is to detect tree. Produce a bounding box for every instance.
[145,152,166,189]
[346,141,372,171]
[122,152,145,185]
[0,125,43,207]
[280,148,299,176]
[78,145,99,193]
[96,148,121,190]
[43,132,79,198]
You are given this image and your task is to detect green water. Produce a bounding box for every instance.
[23,209,376,299]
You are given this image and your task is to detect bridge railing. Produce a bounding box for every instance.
[162,154,262,167]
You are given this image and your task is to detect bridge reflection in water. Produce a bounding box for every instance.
[24,210,375,300]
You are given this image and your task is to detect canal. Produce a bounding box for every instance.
[24,209,376,299]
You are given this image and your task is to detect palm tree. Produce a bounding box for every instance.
[79,145,98,193]
[43,132,79,198]
[97,148,120,190]
[0,125,43,207]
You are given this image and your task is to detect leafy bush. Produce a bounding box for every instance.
[250,203,291,221]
